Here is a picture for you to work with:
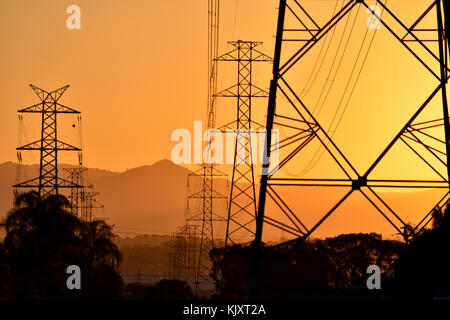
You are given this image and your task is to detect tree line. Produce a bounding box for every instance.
[1,190,449,300]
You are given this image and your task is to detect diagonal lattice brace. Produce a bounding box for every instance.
[251,0,450,298]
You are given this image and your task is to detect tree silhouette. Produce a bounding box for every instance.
[80,219,122,269]
[0,191,123,299]
[392,203,450,297]
[211,233,404,300]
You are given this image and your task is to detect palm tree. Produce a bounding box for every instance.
[0,191,123,299]
[2,191,83,238]
[2,191,85,266]
[80,219,122,269]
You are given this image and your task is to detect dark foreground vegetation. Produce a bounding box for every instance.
[123,279,195,300]
[0,190,449,300]
[209,204,450,300]
[210,233,404,300]
[0,191,123,299]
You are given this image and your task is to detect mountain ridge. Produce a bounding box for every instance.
[0,160,444,240]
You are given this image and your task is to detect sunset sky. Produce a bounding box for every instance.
[0,0,448,240]
[0,0,446,183]
[0,0,276,172]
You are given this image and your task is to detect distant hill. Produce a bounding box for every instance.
[0,160,445,240]
[0,161,118,221]
[0,160,195,236]
[93,159,195,234]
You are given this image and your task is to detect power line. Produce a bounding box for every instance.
[298,2,386,176]
[279,3,361,177]
[299,0,341,99]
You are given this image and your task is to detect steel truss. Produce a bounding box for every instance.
[176,0,229,294]
[246,0,449,290]
[13,85,82,198]
[250,0,450,298]
[64,167,102,221]
[215,40,271,246]
[168,224,199,284]
[186,163,227,292]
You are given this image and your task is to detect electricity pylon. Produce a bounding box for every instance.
[181,0,228,294]
[186,163,227,292]
[168,224,198,283]
[83,190,102,222]
[14,84,82,198]
[215,40,271,246]
[64,167,102,221]
[65,167,88,216]
[252,0,450,296]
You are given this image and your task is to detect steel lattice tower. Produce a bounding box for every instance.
[251,0,450,297]
[14,84,82,198]
[65,167,87,216]
[168,224,198,283]
[83,190,102,222]
[178,0,229,294]
[215,40,271,246]
[64,167,102,221]
[168,228,187,280]
[186,163,227,292]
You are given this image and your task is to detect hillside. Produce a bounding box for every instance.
[93,159,194,234]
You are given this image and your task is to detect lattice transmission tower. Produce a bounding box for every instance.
[215,40,271,246]
[14,84,82,198]
[65,114,102,221]
[65,167,87,216]
[252,0,450,294]
[64,167,102,222]
[168,224,198,283]
[182,0,228,294]
[186,164,227,292]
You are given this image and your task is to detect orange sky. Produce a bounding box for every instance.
[0,0,276,172]
[0,0,447,184]
[0,0,449,240]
